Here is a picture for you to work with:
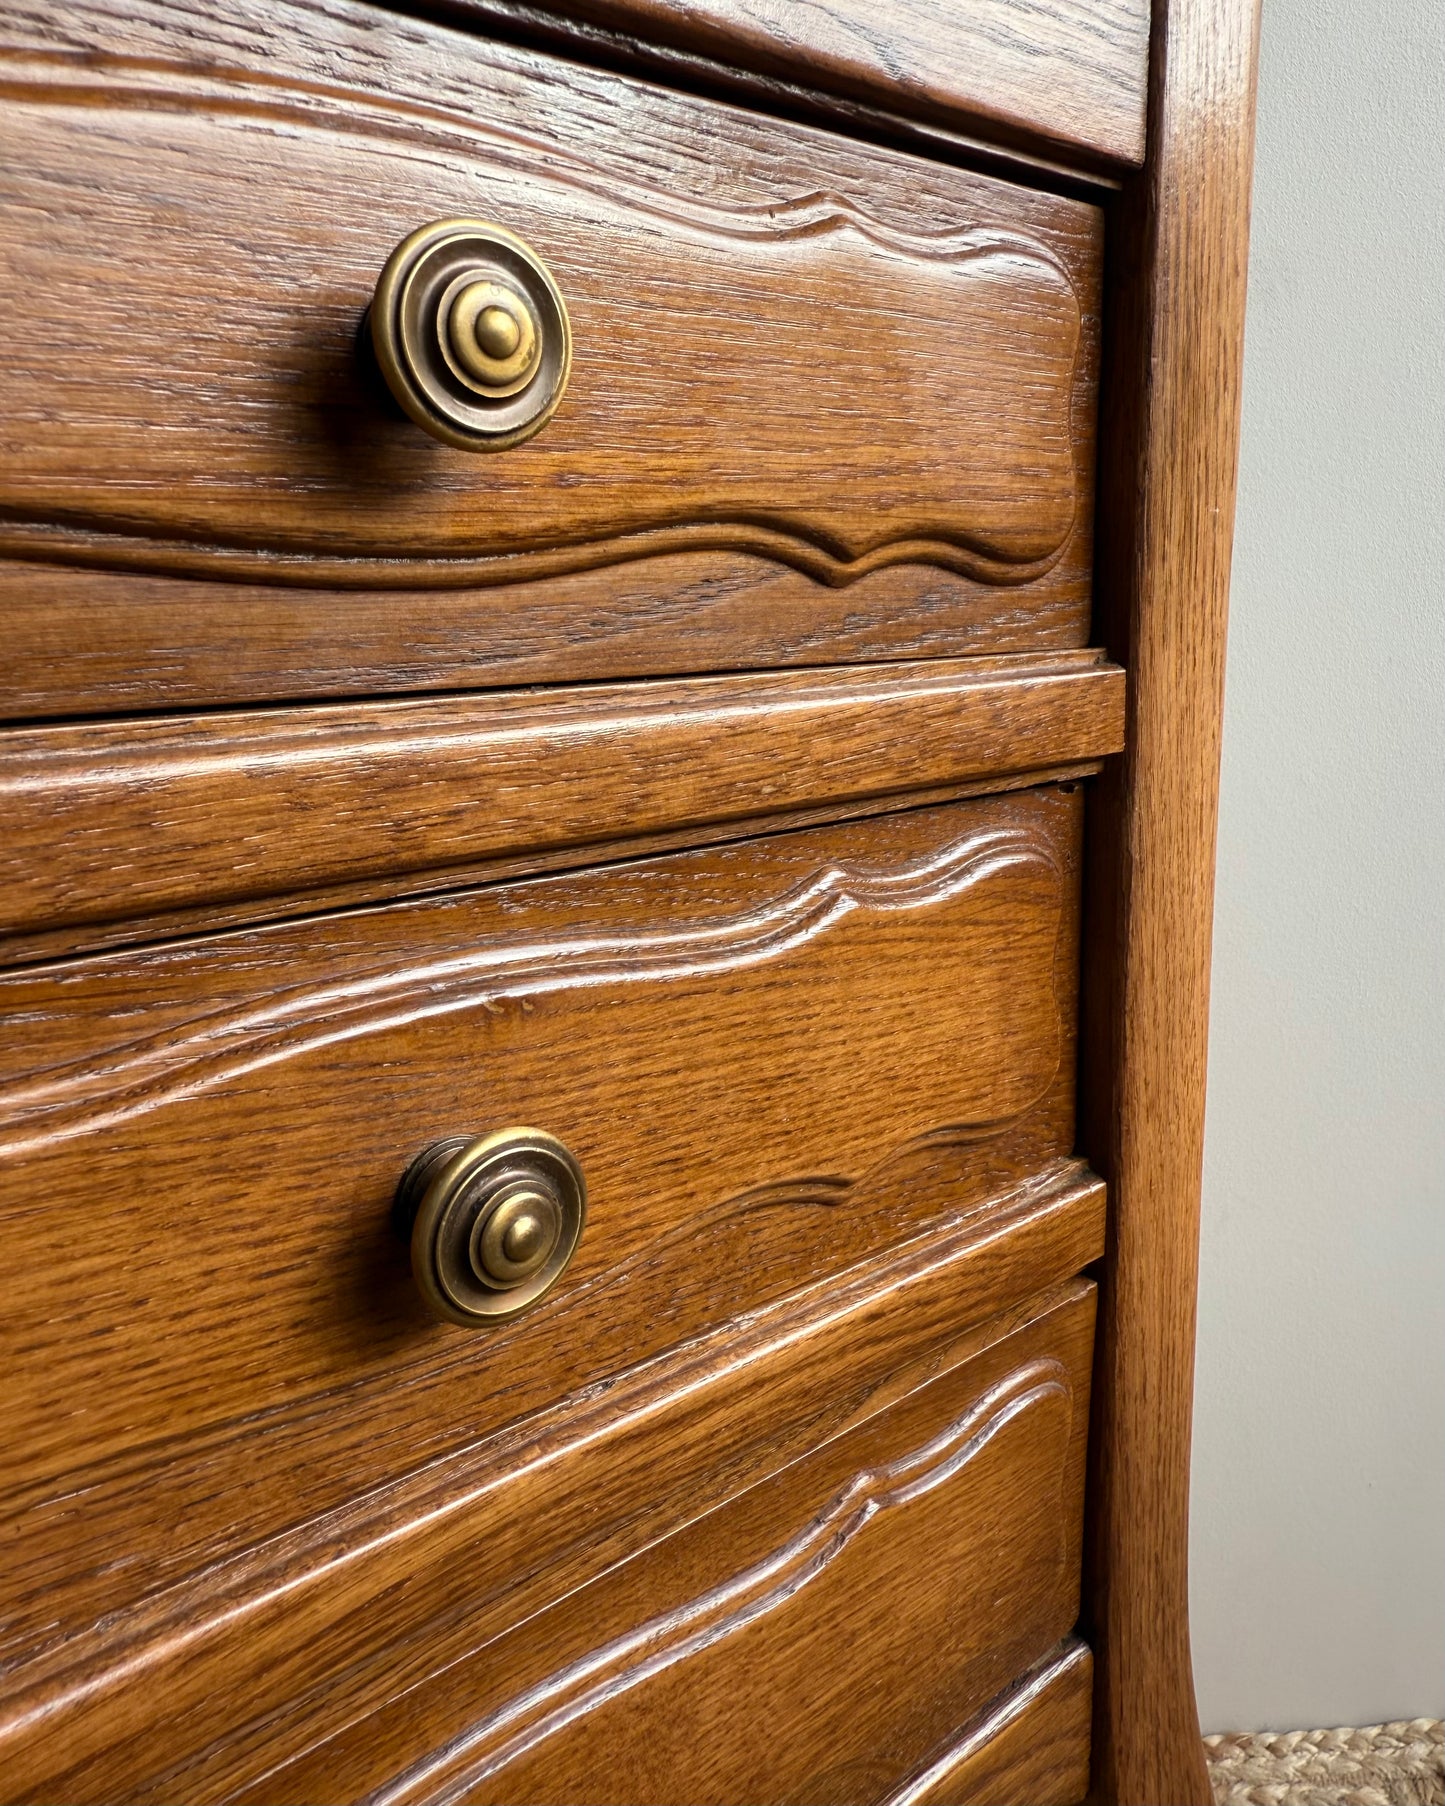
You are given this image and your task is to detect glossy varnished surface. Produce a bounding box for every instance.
[1079,0,1263,1798]
[0,790,1098,1799]
[0,1173,1104,1799]
[0,0,1268,1792]
[448,0,1150,166]
[886,1640,1092,1806]
[0,651,1122,955]
[1,551,1094,724]
[0,792,1083,1486]
[0,0,1102,718]
[233,1287,1097,1806]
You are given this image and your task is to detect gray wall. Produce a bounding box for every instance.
[1188,0,1445,1734]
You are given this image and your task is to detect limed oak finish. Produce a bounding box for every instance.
[0,0,1263,1800]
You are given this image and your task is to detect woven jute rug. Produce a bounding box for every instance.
[1205,1719,1445,1806]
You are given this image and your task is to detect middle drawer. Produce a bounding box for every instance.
[0,784,1101,1796]
[1,783,1084,1565]
[1,787,1084,1489]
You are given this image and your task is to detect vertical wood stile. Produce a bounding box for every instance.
[1081,0,1263,1799]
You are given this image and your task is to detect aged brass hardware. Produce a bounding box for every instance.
[394,1128,586,1327]
[370,219,571,451]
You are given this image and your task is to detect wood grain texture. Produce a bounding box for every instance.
[1078,0,1263,1799]
[0,792,1081,1480]
[0,1194,1105,1801]
[0,551,1094,725]
[0,651,1122,950]
[438,0,1151,167]
[0,791,1096,1770]
[229,1287,1096,1806]
[884,1638,1092,1806]
[0,0,1264,1797]
[0,0,1101,694]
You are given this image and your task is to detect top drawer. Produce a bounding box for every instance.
[516,0,1152,166]
[0,0,1102,719]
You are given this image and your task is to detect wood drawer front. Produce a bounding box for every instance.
[500,0,1151,166]
[889,1639,1093,1806]
[1,1235,1105,1801]
[244,1284,1096,1806]
[0,0,1101,719]
[0,792,1097,1784]
[0,652,1123,959]
[0,791,1083,1494]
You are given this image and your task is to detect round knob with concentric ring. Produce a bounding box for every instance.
[394,1128,586,1326]
[369,219,571,452]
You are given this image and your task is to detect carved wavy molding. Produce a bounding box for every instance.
[1,1142,1079,1538]
[0,515,1070,593]
[0,1163,1099,1782]
[544,1117,1057,1338]
[0,49,1084,590]
[0,826,1061,1159]
[880,1639,1092,1806]
[0,52,1074,264]
[365,1359,1074,1806]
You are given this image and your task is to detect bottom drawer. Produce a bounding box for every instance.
[892,1639,1092,1806]
[251,1281,1096,1806]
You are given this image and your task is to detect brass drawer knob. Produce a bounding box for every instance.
[395,1128,586,1326]
[370,219,571,452]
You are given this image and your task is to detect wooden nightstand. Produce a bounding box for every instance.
[0,2,1260,1798]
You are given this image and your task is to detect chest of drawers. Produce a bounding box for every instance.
[0,0,1261,1800]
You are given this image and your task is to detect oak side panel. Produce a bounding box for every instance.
[443,0,1151,166]
[0,652,1123,949]
[1079,0,1263,1799]
[232,1288,1096,1806]
[886,1639,1093,1806]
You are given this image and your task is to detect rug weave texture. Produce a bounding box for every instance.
[1206,1719,1445,1806]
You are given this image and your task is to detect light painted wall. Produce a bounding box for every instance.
[1188,0,1445,1735]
